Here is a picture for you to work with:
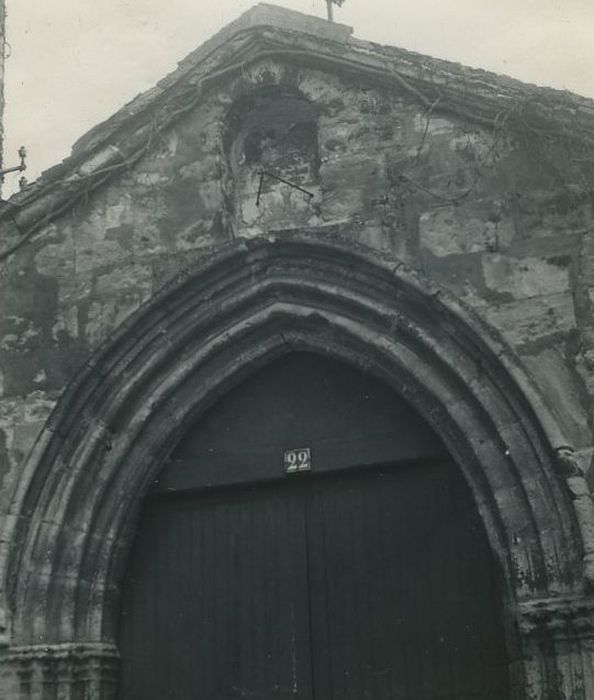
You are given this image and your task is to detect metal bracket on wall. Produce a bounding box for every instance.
[0,146,28,190]
[256,169,315,207]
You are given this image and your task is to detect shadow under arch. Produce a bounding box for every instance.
[3,233,593,698]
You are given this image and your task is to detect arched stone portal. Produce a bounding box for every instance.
[2,234,594,699]
[118,352,511,699]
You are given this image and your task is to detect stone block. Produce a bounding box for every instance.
[514,189,592,240]
[420,205,514,257]
[0,392,55,480]
[58,274,93,306]
[321,188,365,221]
[483,254,570,300]
[581,234,594,287]
[414,113,455,136]
[449,131,498,162]
[179,155,219,181]
[359,225,392,252]
[135,172,169,186]
[95,264,152,298]
[319,154,386,193]
[23,392,56,423]
[482,292,576,347]
[34,239,75,280]
[300,78,353,117]
[0,317,42,352]
[523,348,590,446]
[172,221,221,251]
[75,240,130,274]
[256,190,316,222]
[198,181,224,212]
[104,196,133,230]
[320,122,375,155]
[85,296,145,349]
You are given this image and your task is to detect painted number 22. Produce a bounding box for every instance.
[284,448,312,473]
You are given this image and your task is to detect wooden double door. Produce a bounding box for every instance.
[119,462,508,699]
[118,354,510,699]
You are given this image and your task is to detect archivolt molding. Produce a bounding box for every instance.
[2,234,589,654]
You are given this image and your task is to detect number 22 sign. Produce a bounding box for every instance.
[284,448,312,473]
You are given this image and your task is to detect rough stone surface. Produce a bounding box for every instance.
[0,28,592,510]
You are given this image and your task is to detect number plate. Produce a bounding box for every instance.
[284,448,312,473]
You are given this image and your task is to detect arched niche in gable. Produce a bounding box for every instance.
[224,86,322,235]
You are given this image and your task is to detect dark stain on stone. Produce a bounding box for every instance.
[106,224,135,253]
[547,254,572,268]
[323,97,345,117]
[159,177,211,240]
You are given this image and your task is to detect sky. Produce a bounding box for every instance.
[3,0,594,195]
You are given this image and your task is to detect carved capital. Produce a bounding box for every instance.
[552,445,594,591]
[1,642,119,700]
[553,445,585,478]
[518,596,594,641]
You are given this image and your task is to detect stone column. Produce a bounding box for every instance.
[518,596,594,700]
[0,643,119,699]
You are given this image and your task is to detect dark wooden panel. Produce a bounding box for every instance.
[152,353,446,494]
[119,462,509,700]
[305,463,509,700]
[118,483,314,700]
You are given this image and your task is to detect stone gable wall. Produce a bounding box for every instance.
[1,56,594,527]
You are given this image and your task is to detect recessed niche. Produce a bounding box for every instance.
[225,87,321,233]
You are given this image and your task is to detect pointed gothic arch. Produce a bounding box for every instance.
[3,234,594,698]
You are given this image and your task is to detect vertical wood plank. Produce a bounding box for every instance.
[118,484,314,699]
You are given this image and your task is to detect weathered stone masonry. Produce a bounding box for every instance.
[1,4,594,697]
